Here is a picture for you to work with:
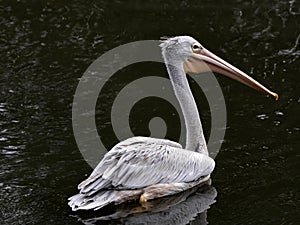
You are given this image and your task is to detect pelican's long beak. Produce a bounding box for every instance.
[183,48,279,100]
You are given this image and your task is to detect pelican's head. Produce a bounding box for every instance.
[160,36,278,100]
[160,36,201,64]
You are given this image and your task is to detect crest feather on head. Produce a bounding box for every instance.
[159,36,179,50]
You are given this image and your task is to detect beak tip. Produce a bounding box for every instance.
[274,93,279,101]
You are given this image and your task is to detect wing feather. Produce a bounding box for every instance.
[79,137,214,194]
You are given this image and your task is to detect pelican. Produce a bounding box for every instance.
[68,36,278,211]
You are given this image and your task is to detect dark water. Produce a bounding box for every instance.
[1,0,299,224]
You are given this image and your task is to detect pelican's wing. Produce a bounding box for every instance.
[78,136,214,195]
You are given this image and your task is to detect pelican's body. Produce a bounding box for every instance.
[69,36,278,211]
[69,137,213,210]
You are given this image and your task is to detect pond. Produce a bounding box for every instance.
[0,0,299,224]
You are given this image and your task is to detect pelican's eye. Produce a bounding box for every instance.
[192,44,202,52]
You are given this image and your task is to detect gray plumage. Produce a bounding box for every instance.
[68,36,216,211]
[69,35,278,212]
[68,137,214,211]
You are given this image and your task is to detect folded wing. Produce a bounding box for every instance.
[78,136,215,196]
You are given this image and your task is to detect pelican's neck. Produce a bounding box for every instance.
[165,61,208,155]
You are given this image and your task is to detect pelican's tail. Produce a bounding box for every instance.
[68,190,115,211]
[68,189,143,211]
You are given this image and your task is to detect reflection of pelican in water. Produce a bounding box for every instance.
[68,36,278,211]
[74,184,217,225]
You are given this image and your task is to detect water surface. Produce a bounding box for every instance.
[0,0,299,224]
